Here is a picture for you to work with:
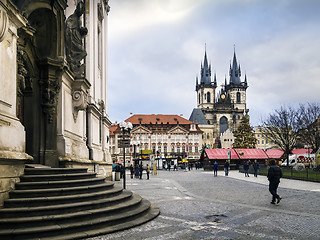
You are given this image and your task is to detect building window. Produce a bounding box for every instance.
[207,92,211,103]
[164,146,167,153]
[189,135,193,140]
[258,140,260,144]
[158,146,162,153]
[195,146,198,152]
[177,146,180,153]
[182,146,185,152]
[151,135,156,141]
[163,135,168,140]
[198,93,201,104]
[194,135,198,140]
[171,146,175,152]
[144,135,148,140]
[176,135,181,141]
[171,135,175,140]
[182,135,186,140]
[236,92,241,103]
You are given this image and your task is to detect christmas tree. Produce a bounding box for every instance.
[233,115,257,149]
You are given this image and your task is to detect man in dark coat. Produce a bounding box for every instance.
[267,159,283,204]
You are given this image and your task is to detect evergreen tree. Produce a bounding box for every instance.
[233,115,257,148]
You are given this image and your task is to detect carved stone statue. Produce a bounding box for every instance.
[65,1,88,77]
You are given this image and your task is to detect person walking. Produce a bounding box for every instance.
[146,164,150,180]
[243,160,249,177]
[267,160,282,204]
[129,164,134,179]
[134,164,140,178]
[224,160,230,176]
[213,161,218,176]
[139,163,143,180]
[253,160,260,177]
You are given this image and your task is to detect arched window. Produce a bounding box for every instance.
[198,93,201,104]
[236,92,241,103]
[207,92,211,103]
[220,116,228,135]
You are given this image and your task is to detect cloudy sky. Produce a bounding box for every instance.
[107,0,320,126]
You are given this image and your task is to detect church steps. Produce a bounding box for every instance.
[0,199,156,240]
[0,190,133,218]
[15,176,106,190]
[3,185,124,208]
[19,172,98,182]
[24,168,88,175]
[0,166,160,239]
[0,194,143,228]
[9,182,115,198]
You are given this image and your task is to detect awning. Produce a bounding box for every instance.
[205,149,239,160]
[292,149,313,155]
[265,149,284,159]
[235,149,268,159]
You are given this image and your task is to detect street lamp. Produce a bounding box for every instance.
[119,121,133,189]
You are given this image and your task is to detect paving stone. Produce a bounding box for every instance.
[88,170,320,240]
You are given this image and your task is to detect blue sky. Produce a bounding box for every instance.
[107,0,320,126]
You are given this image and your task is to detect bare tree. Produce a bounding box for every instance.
[261,106,299,167]
[296,103,320,153]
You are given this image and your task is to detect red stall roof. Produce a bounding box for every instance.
[292,149,313,155]
[265,149,284,159]
[235,149,268,159]
[205,149,239,160]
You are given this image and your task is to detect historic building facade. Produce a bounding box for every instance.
[190,48,249,148]
[0,0,112,205]
[109,114,203,166]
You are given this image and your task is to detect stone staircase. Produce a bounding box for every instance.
[0,167,160,240]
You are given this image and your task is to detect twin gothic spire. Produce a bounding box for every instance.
[196,45,247,89]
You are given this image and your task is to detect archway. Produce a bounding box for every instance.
[219,116,228,135]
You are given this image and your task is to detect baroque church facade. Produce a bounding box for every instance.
[189,48,249,148]
[0,0,112,205]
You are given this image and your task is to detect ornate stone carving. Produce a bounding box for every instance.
[103,0,110,14]
[65,1,87,78]
[72,77,90,121]
[72,90,87,121]
[0,6,8,42]
[39,58,64,123]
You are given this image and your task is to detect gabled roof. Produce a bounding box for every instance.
[205,149,239,160]
[189,108,207,125]
[292,149,313,155]
[235,149,268,159]
[265,149,284,159]
[109,125,119,136]
[167,125,189,134]
[125,114,195,125]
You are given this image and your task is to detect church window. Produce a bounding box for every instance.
[236,92,241,103]
[207,92,211,103]
[219,116,228,135]
[198,93,201,104]
[207,120,210,124]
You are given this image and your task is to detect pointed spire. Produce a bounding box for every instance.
[244,73,247,85]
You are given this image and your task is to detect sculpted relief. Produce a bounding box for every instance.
[65,1,87,78]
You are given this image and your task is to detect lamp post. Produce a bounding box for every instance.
[119,121,133,189]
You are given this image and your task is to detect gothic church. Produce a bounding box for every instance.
[189,48,249,147]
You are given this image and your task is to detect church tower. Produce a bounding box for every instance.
[224,48,248,115]
[190,46,249,147]
[196,48,217,112]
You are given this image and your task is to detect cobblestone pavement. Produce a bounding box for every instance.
[89,170,320,240]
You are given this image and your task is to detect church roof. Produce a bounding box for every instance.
[189,108,208,125]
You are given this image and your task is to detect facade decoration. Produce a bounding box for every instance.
[0,0,112,205]
[190,47,249,148]
[65,1,87,78]
[0,3,8,42]
[109,114,203,166]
